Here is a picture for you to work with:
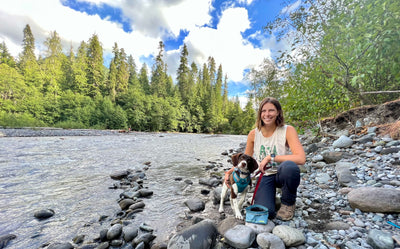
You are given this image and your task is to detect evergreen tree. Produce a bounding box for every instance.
[0,42,16,67]
[127,55,139,89]
[107,42,119,100]
[150,41,168,98]
[86,34,105,97]
[139,63,150,95]
[73,41,89,95]
[42,31,65,97]
[116,48,129,96]
[18,24,42,89]
[176,44,190,103]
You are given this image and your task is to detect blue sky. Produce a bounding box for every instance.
[0,0,298,104]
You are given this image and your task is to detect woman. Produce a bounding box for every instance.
[225,97,305,220]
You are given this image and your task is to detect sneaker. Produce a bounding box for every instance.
[276,204,295,220]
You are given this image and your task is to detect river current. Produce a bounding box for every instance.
[0,132,246,248]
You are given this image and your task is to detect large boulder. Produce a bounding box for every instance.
[348,187,400,213]
[168,219,218,249]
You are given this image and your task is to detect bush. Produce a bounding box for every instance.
[0,111,45,128]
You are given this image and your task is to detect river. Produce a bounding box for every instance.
[0,132,246,248]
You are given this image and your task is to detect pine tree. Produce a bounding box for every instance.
[0,42,16,67]
[127,55,140,90]
[116,47,129,96]
[18,24,42,89]
[86,33,105,97]
[42,31,65,96]
[176,44,190,103]
[139,63,150,95]
[150,41,168,98]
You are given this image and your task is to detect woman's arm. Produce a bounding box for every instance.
[244,129,255,156]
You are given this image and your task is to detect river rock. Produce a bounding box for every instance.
[333,135,353,148]
[47,242,74,249]
[348,187,400,213]
[217,216,243,235]
[0,234,16,249]
[119,199,136,210]
[168,220,218,249]
[184,198,205,212]
[129,201,145,211]
[224,225,256,248]
[34,208,55,219]
[272,225,305,247]
[367,229,394,249]
[133,232,156,246]
[256,233,285,249]
[110,170,130,180]
[325,221,351,230]
[139,189,153,197]
[245,220,275,234]
[199,177,221,187]
[335,162,358,187]
[322,151,344,163]
[107,224,123,240]
[123,226,138,241]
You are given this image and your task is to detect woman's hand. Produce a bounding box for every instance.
[259,155,271,174]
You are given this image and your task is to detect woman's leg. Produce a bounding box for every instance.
[253,174,277,218]
[276,160,300,206]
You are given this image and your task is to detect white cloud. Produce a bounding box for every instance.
[181,7,271,82]
[0,0,274,91]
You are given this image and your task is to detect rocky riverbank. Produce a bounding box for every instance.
[1,122,400,249]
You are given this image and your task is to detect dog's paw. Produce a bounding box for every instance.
[235,212,244,220]
[218,207,224,213]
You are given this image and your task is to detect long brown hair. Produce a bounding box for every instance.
[256,97,285,130]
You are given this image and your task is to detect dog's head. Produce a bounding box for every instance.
[231,153,258,174]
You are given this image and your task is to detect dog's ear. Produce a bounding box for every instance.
[231,153,243,166]
[248,157,258,173]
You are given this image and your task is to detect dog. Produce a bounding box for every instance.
[219,153,258,219]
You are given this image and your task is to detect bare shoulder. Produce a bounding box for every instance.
[285,125,299,136]
[248,128,256,137]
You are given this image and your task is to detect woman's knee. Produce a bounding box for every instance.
[279,161,300,176]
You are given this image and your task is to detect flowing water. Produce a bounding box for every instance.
[0,132,246,248]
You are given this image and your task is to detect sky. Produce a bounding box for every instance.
[0,0,299,105]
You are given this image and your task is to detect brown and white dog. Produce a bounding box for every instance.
[219,153,258,219]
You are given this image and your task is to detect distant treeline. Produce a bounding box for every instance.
[0,25,255,134]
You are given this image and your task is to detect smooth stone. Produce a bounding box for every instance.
[110,170,130,180]
[224,225,256,249]
[119,199,136,210]
[107,224,123,240]
[184,198,205,212]
[367,229,394,249]
[256,232,285,249]
[34,209,55,219]
[47,242,74,249]
[245,220,275,234]
[139,189,153,197]
[123,226,138,242]
[0,234,17,249]
[348,187,400,212]
[168,220,218,249]
[333,135,353,148]
[272,225,305,247]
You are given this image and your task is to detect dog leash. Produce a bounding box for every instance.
[251,170,263,205]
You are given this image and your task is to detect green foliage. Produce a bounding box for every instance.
[0,111,45,127]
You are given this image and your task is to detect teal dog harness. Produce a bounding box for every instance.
[233,170,251,193]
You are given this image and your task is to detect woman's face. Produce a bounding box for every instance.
[261,102,278,126]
